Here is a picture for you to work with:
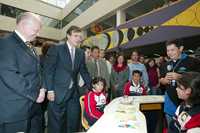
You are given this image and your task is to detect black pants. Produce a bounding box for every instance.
[0,120,28,133]
[0,103,43,133]
[48,94,81,133]
[28,103,43,133]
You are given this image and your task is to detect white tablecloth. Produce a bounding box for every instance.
[87,95,164,133]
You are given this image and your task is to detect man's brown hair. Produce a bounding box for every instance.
[66,26,82,36]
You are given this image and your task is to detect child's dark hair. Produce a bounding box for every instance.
[92,77,106,89]
[80,45,90,52]
[91,46,100,52]
[132,70,142,76]
[177,72,200,105]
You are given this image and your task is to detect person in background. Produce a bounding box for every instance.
[157,56,166,68]
[194,46,200,60]
[84,77,107,126]
[86,46,110,100]
[157,56,167,95]
[169,72,200,133]
[103,52,115,100]
[110,53,129,98]
[99,49,113,75]
[124,70,147,96]
[146,58,161,95]
[105,54,115,75]
[80,45,91,62]
[128,50,149,89]
[139,54,145,64]
[40,41,55,68]
[0,12,45,133]
[99,49,105,59]
[79,45,91,95]
[40,41,55,133]
[106,53,115,66]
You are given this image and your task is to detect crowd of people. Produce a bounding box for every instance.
[0,12,200,133]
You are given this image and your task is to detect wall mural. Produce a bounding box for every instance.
[82,0,200,51]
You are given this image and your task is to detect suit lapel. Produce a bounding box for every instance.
[13,33,39,61]
[12,32,41,80]
[60,44,73,71]
[58,43,82,72]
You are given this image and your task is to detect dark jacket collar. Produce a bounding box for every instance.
[12,32,39,60]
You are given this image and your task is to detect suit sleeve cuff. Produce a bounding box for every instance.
[40,88,47,92]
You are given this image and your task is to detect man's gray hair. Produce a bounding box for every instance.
[16,12,41,24]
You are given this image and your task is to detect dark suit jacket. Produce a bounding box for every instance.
[44,43,91,104]
[0,32,42,124]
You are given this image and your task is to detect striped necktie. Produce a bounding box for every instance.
[26,42,36,56]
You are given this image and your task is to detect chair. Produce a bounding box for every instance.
[79,96,90,130]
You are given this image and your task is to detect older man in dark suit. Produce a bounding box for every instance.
[0,12,45,133]
[44,26,91,133]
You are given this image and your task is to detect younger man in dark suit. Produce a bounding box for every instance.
[44,26,91,133]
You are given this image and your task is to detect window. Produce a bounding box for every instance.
[62,0,98,27]
[40,0,71,8]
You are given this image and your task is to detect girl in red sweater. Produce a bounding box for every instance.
[84,77,107,126]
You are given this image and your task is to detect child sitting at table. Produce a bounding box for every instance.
[169,72,200,133]
[84,77,107,126]
[123,70,147,96]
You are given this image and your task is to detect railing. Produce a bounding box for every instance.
[61,0,98,28]
[0,3,62,29]
[0,0,98,29]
